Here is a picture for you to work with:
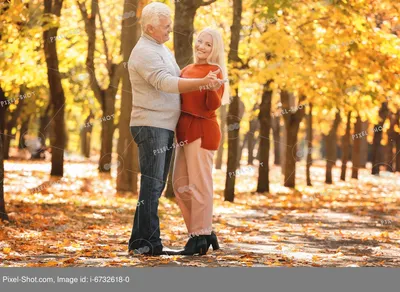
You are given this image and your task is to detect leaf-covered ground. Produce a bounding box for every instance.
[1,158,399,267]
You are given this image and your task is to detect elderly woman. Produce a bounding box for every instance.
[173,28,230,255]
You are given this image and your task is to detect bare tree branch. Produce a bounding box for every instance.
[76,0,102,104]
[76,1,89,30]
[98,7,112,75]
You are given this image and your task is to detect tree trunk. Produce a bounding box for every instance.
[281,91,306,188]
[359,120,368,167]
[30,111,46,159]
[247,118,258,165]
[80,112,93,158]
[0,88,6,162]
[116,0,140,193]
[173,1,197,68]
[351,115,362,179]
[43,0,65,177]
[0,87,6,136]
[19,117,30,150]
[0,35,8,222]
[39,103,51,149]
[385,112,396,172]
[77,1,123,173]
[225,93,240,201]
[0,88,9,220]
[272,115,280,165]
[256,81,272,193]
[279,119,286,173]
[340,111,351,181]
[235,100,245,168]
[284,125,299,188]
[306,103,313,186]
[224,0,242,202]
[216,104,227,169]
[0,133,8,221]
[396,111,400,172]
[253,136,261,162]
[4,89,25,159]
[325,110,341,184]
[371,103,388,175]
[99,91,116,172]
[247,104,259,166]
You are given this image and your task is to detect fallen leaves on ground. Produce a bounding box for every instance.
[0,158,399,267]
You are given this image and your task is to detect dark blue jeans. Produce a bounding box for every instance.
[128,126,174,251]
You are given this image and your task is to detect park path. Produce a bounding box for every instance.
[0,159,399,267]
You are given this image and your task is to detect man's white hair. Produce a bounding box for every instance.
[141,2,171,32]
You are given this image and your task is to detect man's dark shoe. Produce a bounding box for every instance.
[129,245,183,256]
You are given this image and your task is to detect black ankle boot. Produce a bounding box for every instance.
[180,235,208,255]
[205,231,220,252]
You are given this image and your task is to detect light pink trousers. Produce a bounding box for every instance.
[172,138,215,236]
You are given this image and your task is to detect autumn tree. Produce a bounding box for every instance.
[116,0,141,193]
[77,0,123,173]
[224,0,243,202]
[43,0,66,177]
[280,92,306,187]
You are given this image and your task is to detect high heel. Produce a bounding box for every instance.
[205,231,220,252]
[180,235,208,256]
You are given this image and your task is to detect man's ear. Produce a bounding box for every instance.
[147,24,154,34]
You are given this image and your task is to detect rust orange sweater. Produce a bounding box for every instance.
[176,64,224,151]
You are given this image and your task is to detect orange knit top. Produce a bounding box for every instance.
[176,64,224,151]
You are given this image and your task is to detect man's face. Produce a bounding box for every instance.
[147,16,172,44]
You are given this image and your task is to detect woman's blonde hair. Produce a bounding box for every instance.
[194,28,231,105]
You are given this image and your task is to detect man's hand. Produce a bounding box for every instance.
[207,80,223,91]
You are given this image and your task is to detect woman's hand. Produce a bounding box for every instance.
[201,69,221,87]
[201,69,225,91]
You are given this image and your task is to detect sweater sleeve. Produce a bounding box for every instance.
[131,48,180,94]
[205,71,224,110]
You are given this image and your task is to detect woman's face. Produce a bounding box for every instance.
[195,32,213,61]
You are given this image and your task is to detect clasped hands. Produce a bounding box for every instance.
[202,69,225,91]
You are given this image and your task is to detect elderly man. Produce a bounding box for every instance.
[127,2,221,256]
